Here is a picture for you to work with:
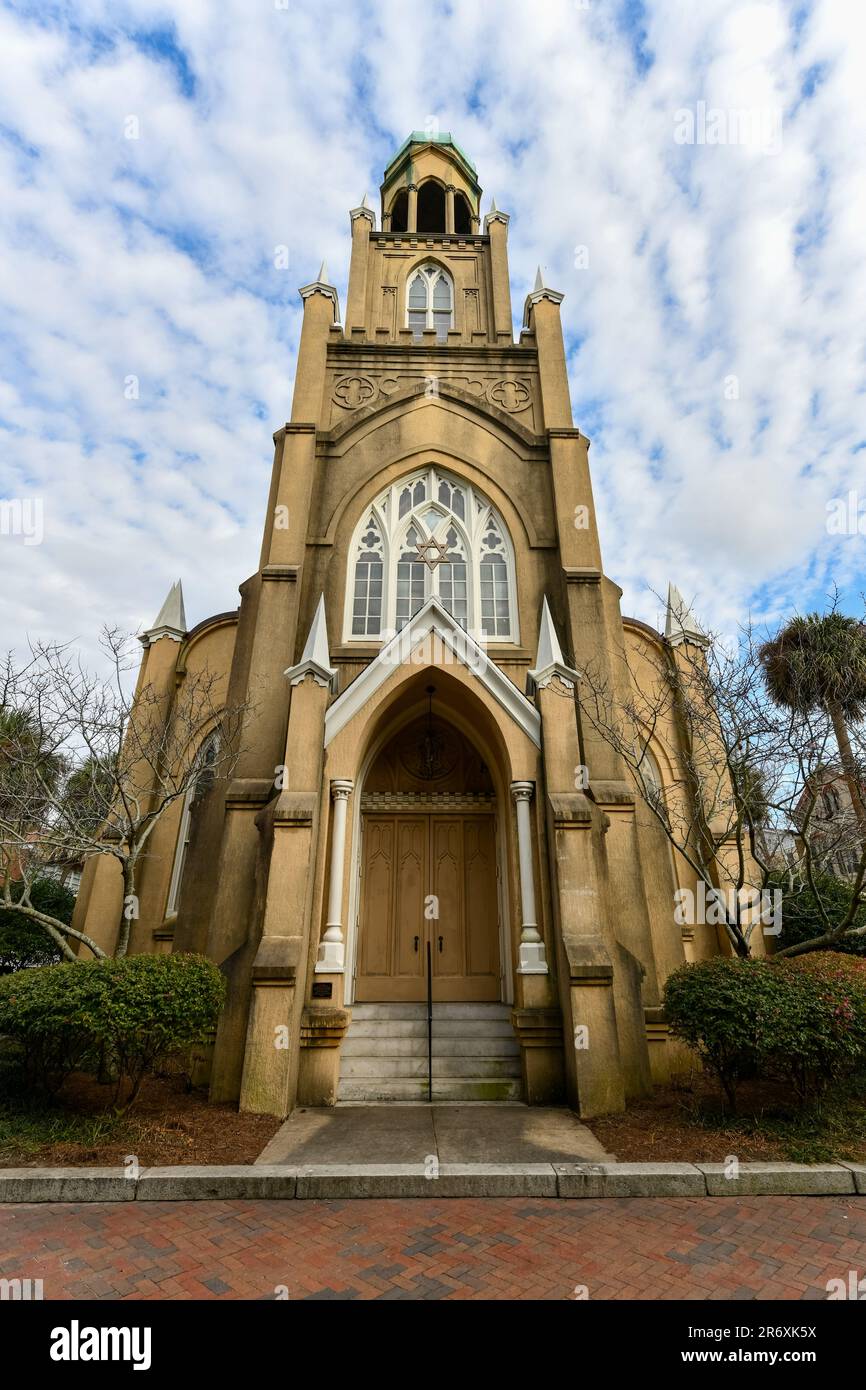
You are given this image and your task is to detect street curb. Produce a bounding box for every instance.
[0,1161,861,1202]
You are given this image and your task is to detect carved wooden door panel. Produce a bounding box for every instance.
[355,813,499,1002]
[430,816,499,1001]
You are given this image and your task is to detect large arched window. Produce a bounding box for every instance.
[165,729,220,918]
[345,468,518,643]
[406,264,453,341]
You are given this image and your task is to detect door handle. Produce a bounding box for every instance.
[414,935,419,952]
[438,935,443,953]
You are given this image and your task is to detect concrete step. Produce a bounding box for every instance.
[336,1077,524,1102]
[338,1000,523,1103]
[350,1003,512,1021]
[341,1036,520,1059]
[340,1056,522,1080]
[347,1019,517,1040]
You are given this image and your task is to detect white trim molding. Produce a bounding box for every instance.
[315,779,354,973]
[511,780,548,975]
[325,595,541,749]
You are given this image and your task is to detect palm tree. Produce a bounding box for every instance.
[759,612,866,842]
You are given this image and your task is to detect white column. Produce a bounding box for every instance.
[511,781,547,974]
[316,779,353,973]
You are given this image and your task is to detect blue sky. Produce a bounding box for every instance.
[0,0,864,660]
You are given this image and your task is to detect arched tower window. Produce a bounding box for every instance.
[344,468,518,643]
[454,191,472,234]
[417,179,445,232]
[166,729,221,918]
[390,188,408,233]
[407,264,453,342]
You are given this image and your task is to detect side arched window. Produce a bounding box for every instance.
[406,264,453,342]
[166,730,220,918]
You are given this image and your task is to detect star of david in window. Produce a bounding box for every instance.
[415,536,450,570]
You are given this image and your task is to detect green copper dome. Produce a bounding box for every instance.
[384,131,477,179]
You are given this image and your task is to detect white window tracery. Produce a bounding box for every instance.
[406,264,453,341]
[345,468,518,643]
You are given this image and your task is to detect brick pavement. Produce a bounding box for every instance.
[1,1195,865,1300]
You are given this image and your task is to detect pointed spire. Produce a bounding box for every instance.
[141,580,187,646]
[523,265,564,329]
[152,580,186,633]
[285,594,337,689]
[535,595,564,671]
[665,583,709,648]
[528,596,579,692]
[299,260,341,320]
[301,594,331,668]
[350,193,376,230]
[483,196,509,232]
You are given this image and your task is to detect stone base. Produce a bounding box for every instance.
[518,939,548,973]
[296,1006,350,1106]
[511,1007,565,1105]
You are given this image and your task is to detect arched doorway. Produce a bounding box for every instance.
[354,694,502,1003]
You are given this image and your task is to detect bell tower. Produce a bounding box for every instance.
[343,131,513,347]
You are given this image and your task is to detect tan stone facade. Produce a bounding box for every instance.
[73,134,737,1118]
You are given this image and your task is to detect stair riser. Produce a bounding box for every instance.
[340,1057,522,1079]
[347,1020,517,1040]
[337,1079,524,1102]
[342,1038,520,1058]
[350,1004,512,1021]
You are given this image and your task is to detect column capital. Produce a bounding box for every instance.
[331,779,354,801]
[511,780,535,803]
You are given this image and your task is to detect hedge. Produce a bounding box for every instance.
[663,955,866,1110]
[0,953,226,1107]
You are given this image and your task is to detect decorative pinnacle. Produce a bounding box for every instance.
[141,579,187,646]
[665,583,710,648]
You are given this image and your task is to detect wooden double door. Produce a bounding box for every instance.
[355,812,501,1002]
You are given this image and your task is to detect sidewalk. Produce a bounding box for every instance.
[256,1103,614,1166]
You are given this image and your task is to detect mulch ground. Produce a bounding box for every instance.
[0,1072,282,1168]
[591,1073,866,1164]
[2,1069,864,1170]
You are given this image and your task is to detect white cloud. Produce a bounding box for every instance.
[0,0,864,666]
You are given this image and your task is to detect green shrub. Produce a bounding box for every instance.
[664,954,866,1111]
[0,879,76,973]
[0,953,225,1107]
[775,952,866,1100]
[770,869,866,957]
[663,957,785,1110]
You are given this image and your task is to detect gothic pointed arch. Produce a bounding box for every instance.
[343,466,519,644]
[165,727,221,919]
[416,178,446,232]
[406,262,453,340]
